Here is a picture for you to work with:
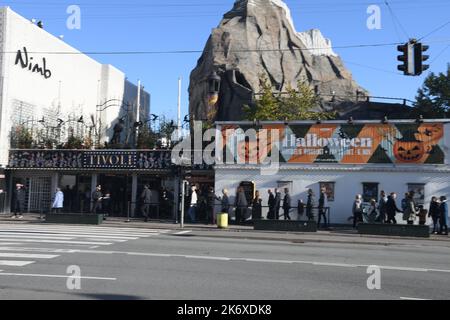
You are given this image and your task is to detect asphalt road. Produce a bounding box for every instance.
[0,223,449,300]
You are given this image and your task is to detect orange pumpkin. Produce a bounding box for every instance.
[394,140,425,163]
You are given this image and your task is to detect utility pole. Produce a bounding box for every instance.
[136,80,141,147]
[177,77,182,141]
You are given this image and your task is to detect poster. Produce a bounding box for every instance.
[362,183,379,203]
[319,182,335,202]
[408,184,425,206]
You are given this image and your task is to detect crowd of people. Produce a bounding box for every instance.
[351,190,448,235]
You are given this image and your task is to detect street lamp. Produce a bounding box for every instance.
[206,71,221,122]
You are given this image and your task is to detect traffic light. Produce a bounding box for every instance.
[414,42,430,76]
[397,42,414,75]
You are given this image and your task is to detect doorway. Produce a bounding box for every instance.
[98,174,132,217]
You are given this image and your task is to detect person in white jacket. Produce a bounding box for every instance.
[52,187,64,213]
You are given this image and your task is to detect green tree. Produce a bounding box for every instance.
[244,76,336,121]
[414,64,449,118]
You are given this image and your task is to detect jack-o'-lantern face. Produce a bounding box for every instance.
[394,141,425,162]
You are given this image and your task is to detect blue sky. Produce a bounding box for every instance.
[4,0,449,120]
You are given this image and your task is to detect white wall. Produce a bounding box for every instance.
[215,167,450,224]
[0,7,150,165]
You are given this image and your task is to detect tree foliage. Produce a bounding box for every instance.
[413,64,450,118]
[244,75,337,121]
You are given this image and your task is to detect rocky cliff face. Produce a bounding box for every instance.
[189,0,369,121]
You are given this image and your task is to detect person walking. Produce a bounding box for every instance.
[378,190,388,223]
[403,192,418,225]
[188,185,198,223]
[219,189,230,214]
[91,185,103,214]
[51,187,64,214]
[282,188,291,220]
[401,192,409,212]
[140,185,152,222]
[252,190,263,220]
[298,199,305,220]
[206,186,216,225]
[386,192,402,224]
[428,196,441,234]
[306,189,315,221]
[367,199,378,223]
[12,183,26,219]
[352,194,363,228]
[267,189,275,220]
[439,196,448,235]
[274,189,281,220]
[235,187,248,224]
[318,187,328,228]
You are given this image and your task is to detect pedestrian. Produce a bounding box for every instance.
[352,194,363,228]
[91,185,103,214]
[417,205,428,226]
[367,199,378,223]
[51,187,64,214]
[252,190,262,220]
[439,196,448,235]
[140,185,152,222]
[267,189,275,220]
[297,199,305,220]
[235,186,248,224]
[401,192,409,212]
[282,188,291,220]
[403,192,418,225]
[188,185,198,223]
[318,187,328,228]
[102,192,111,220]
[306,189,315,221]
[219,189,230,214]
[207,186,216,225]
[377,190,388,223]
[428,196,441,234]
[274,189,281,220]
[11,183,26,219]
[386,192,402,224]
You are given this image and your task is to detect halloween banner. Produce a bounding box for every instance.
[222,123,446,165]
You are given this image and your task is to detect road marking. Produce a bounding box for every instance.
[0,234,75,240]
[174,231,192,235]
[0,253,59,259]
[0,225,170,234]
[0,231,139,240]
[0,239,113,246]
[0,247,78,253]
[0,260,35,267]
[313,262,358,268]
[0,272,116,281]
[400,297,430,301]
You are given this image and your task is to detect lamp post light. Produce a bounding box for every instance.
[206,71,221,123]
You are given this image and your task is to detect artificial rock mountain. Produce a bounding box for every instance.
[189,0,372,121]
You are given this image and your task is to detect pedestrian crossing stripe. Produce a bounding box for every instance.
[0,253,59,259]
[0,260,35,267]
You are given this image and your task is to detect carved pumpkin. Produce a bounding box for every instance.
[394,140,425,163]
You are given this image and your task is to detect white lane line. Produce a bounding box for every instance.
[0,239,113,246]
[0,247,78,253]
[0,227,160,237]
[174,230,192,235]
[400,297,430,301]
[0,272,116,281]
[0,232,139,240]
[0,253,59,259]
[0,234,75,240]
[0,260,35,267]
[313,262,358,268]
[0,226,170,234]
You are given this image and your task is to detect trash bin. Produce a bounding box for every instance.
[216,213,229,229]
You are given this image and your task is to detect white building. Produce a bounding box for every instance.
[215,120,450,225]
[0,7,150,166]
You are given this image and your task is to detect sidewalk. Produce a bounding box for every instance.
[0,213,449,247]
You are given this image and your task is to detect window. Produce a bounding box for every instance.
[362,183,379,203]
[319,182,335,202]
[408,184,426,206]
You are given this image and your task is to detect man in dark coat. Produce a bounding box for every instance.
[274,189,281,220]
[12,184,26,218]
[306,189,315,221]
[283,188,291,220]
[235,187,248,224]
[386,192,402,224]
[206,186,216,225]
[318,188,328,228]
[91,185,103,214]
[140,185,152,222]
[267,189,275,220]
